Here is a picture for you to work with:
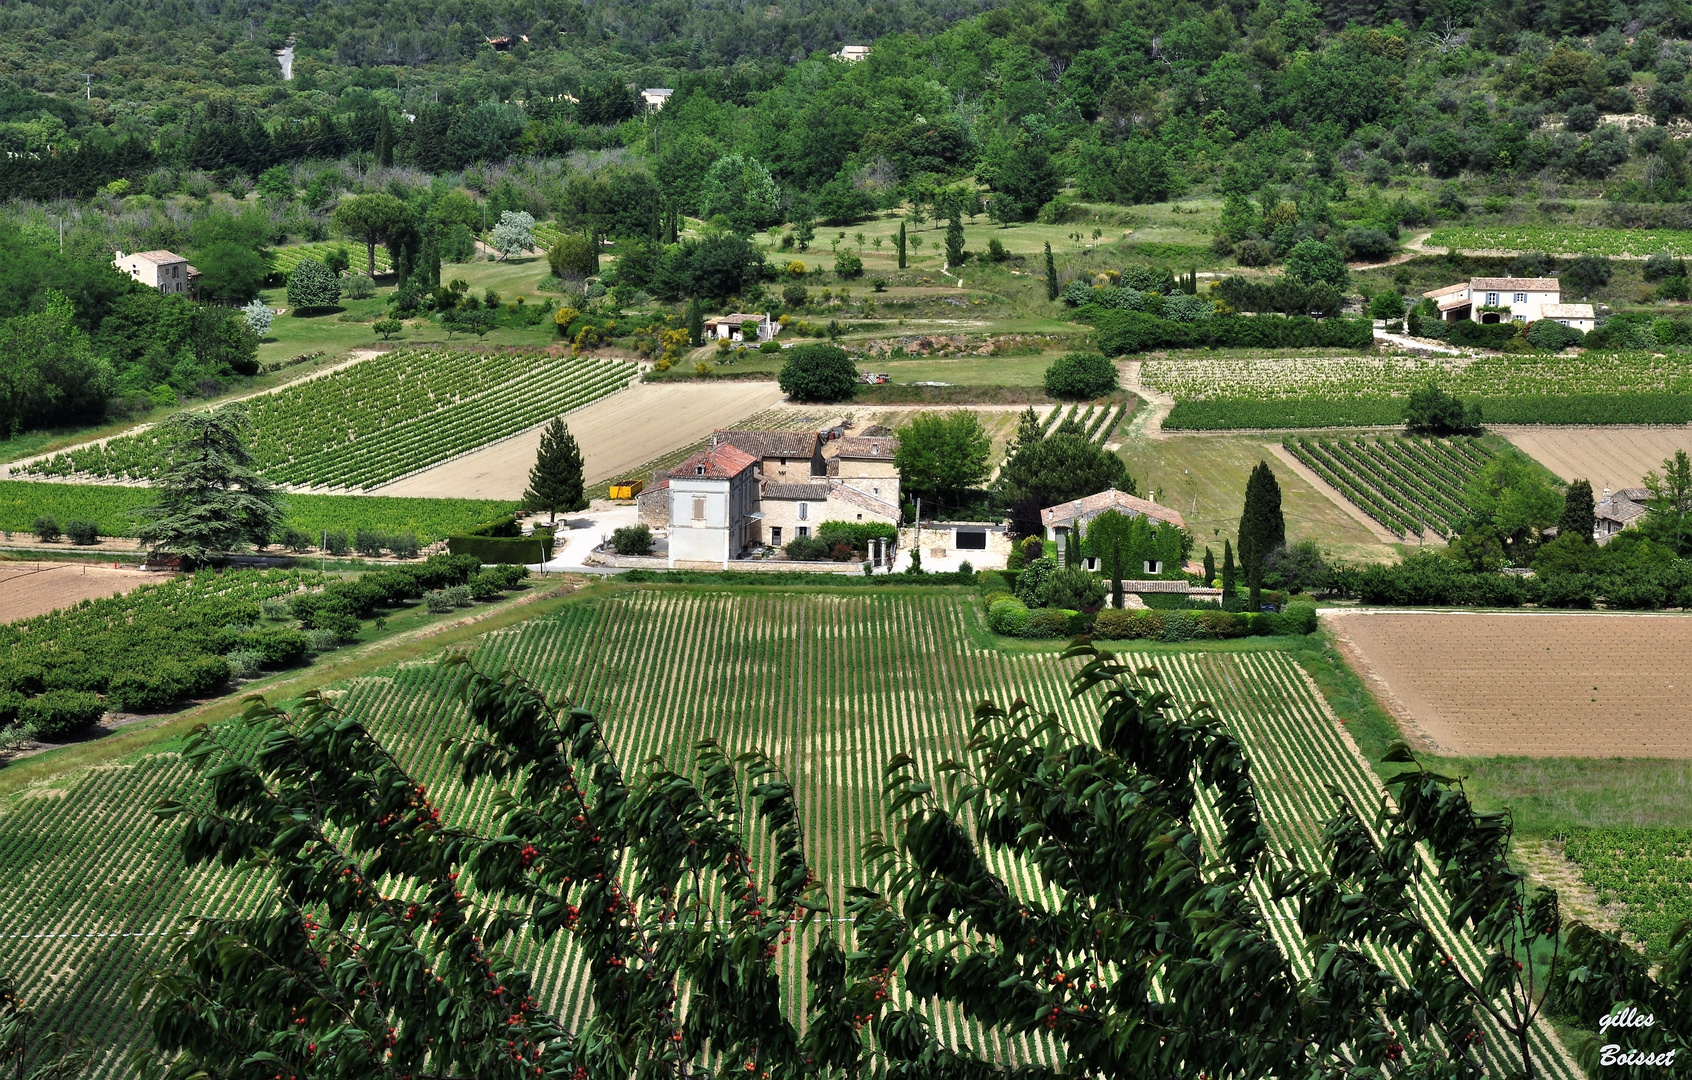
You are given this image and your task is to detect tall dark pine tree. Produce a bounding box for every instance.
[1237,461,1285,610]
[1222,539,1236,597]
[897,220,907,269]
[1203,545,1216,584]
[1559,478,1596,542]
[524,418,587,521]
[1045,241,1058,300]
[138,404,284,569]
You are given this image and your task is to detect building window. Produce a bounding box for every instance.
[770,527,782,545]
[1514,292,1526,303]
[692,497,705,521]
[798,503,808,520]
[1558,319,1570,326]
[1486,292,1498,305]
[956,530,987,550]
[695,465,705,475]
[797,526,809,538]
[1144,559,1161,574]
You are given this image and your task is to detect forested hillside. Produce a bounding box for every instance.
[8,0,1692,203]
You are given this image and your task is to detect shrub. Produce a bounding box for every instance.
[444,584,473,607]
[758,340,781,353]
[424,590,455,614]
[1061,280,1095,306]
[286,256,342,310]
[63,519,99,545]
[325,530,350,556]
[1091,608,1136,639]
[467,572,503,600]
[32,515,59,542]
[1160,610,1202,641]
[344,274,376,300]
[1043,352,1118,400]
[1092,311,1372,355]
[1014,556,1057,605]
[279,527,313,553]
[1233,239,1273,266]
[225,649,265,679]
[307,627,342,652]
[1023,608,1076,638]
[986,596,1032,635]
[243,627,311,667]
[1525,319,1585,350]
[20,690,104,739]
[355,528,388,557]
[1043,566,1106,609]
[612,524,654,555]
[777,344,857,403]
[389,533,420,559]
[785,534,831,560]
[834,249,864,278]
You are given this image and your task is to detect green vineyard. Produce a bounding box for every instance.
[1563,827,1692,953]
[272,241,392,277]
[23,348,636,490]
[1042,400,1125,444]
[1284,434,1497,538]
[0,589,1579,1079]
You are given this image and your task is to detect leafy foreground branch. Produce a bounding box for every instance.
[130,645,1691,1080]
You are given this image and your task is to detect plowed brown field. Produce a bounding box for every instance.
[1502,426,1692,494]
[0,562,157,623]
[1329,610,1692,756]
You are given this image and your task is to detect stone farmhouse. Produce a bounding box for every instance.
[1040,488,1187,574]
[641,88,674,110]
[1595,486,1651,540]
[1421,277,1595,331]
[636,428,901,565]
[114,250,200,299]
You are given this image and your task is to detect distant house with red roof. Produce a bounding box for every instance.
[1040,488,1185,537]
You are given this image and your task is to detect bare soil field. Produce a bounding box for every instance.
[1502,426,1692,494]
[0,562,159,622]
[1329,610,1692,757]
[369,381,786,499]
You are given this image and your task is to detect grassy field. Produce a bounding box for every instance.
[1116,434,1400,565]
[0,585,1602,1079]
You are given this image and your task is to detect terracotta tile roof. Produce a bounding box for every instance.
[131,249,188,264]
[1040,488,1185,530]
[713,429,819,460]
[1423,283,1469,299]
[1470,277,1561,291]
[674,444,757,479]
[833,435,897,458]
[1597,498,1648,524]
[827,482,900,520]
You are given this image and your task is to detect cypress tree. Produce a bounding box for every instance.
[524,418,587,522]
[1203,546,1216,585]
[1221,540,1236,598]
[897,220,907,269]
[1045,241,1058,300]
[1559,478,1596,542]
[945,213,965,267]
[1237,461,1285,611]
[687,296,704,346]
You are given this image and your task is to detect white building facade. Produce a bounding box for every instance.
[114,250,200,298]
[1421,276,1592,327]
[666,445,759,566]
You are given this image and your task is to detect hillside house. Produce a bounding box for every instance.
[833,45,871,61]
[1040,489,1186,573]
[1596,487,1651,540]
[1421,277,1594,329]
[635,428,900,555]
[665,444,759,565]
[114,250,200,299]
[827,435,900,506]
[641,88,674,110]
[709,429,824,481]
[705,313,772,342]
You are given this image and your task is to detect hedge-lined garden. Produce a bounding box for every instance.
[1092,310,1373,355]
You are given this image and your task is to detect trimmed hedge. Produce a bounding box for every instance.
[1092,310,1373,355]
[447,535,554,564]
[1332,553,1692,609]
[20,689,106,739]
[989,600,1318,640]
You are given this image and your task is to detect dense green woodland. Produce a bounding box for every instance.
[10,0,1692,201]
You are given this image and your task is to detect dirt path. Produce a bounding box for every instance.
[370,380,786,499]
[1266,442,1402,544]
[1351,232,1433,271]
[1118,359,1174,440]
[1,348,391,481]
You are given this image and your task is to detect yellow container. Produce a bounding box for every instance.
[609,480,645,499]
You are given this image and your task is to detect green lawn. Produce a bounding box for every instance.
[1116,434,1400,567]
